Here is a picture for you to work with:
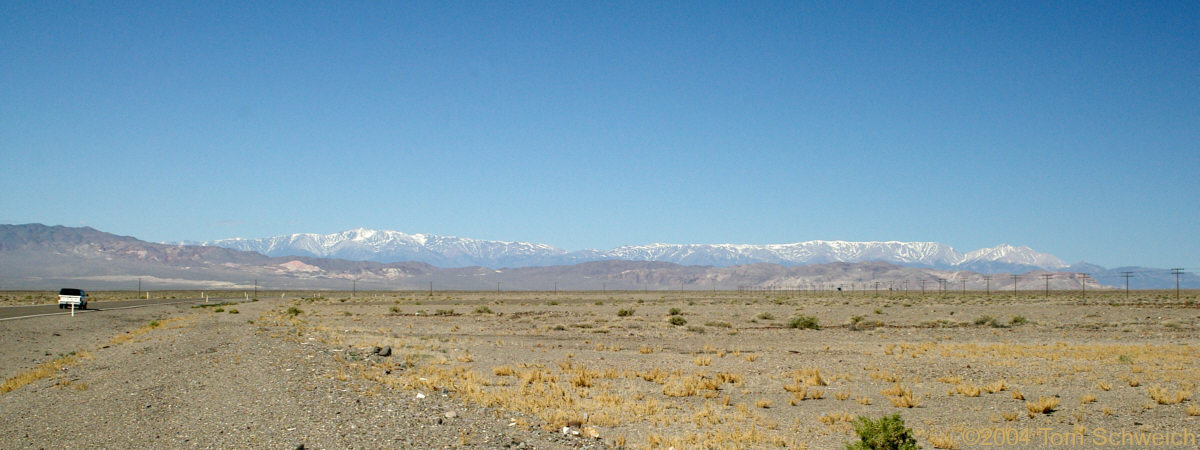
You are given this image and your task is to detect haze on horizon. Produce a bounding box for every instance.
[2,1,1196,269]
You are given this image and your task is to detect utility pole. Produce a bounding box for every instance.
[138,278,142,299]
[254,279,258,300]
[554,281,557,295]
[497,281,501,293]
[1080,273,1090,301]
[1010,274,1019,296]
[1120,271,1133,299]
[919,279,927,296]
[983,275,992,296]
[961,278,966,296]
[874,281,879,297]
[1042,274,1052,299]
[429,281,433,297]
[352,279,356,298]
[1170,268,1184,301]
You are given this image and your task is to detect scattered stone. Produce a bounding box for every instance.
[378,346,391,357]
[444,411,457,419]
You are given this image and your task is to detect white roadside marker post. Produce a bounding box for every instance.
[70,303,75,317]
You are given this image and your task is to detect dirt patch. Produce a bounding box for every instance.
[2,290,1197,448]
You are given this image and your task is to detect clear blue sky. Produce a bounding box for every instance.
[2,1,1196,268]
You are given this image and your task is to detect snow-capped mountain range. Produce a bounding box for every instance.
[186,228,1069,273]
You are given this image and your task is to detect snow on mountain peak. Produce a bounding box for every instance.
[193,228,1068,272]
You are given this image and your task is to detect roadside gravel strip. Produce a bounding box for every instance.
[0,299,605,449]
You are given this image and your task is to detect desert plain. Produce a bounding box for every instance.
[1,289,1197,448]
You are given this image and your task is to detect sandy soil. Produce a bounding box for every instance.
[2,290,1197,449]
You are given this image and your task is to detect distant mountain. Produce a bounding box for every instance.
[190,228,568,268]
[0,224,1090,291]
[5,224,1194,290]
[188,228,1068,273]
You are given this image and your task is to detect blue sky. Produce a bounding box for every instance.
[2,1,1196,268]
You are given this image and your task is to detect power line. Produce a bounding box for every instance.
[1120,271,1133,298]
[1170,268,1185,300]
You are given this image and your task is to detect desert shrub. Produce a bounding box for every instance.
[849,315,883,331]
[474,306,493,314]
[228,309,238,314]
[667,316,687,326]
[286,307,302,316]
[789,315,820,330]
[617,308,635,317]
[669,307,682,316]
[974,315,1006,328]
[1009,315,1028,325]
[757,312,775,320]
[686,325,706,333]
[845,413,919,450]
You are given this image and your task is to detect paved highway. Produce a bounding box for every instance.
[0,297,237,321]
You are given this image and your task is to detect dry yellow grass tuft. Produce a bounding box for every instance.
[693,356,712,367]
[1148,385,1191,405]
[882,384,921,408]
[983,380,1008,393]
[1187,404,1200,416]
[492,365,515,376]
[1,352,92,394]
[1096,381,1112,391]
[870,369,900,383]
[1026,396,1060,417]
[928,429,959,449]
[788,368,828,386]
[936,375,963,384]
[109,317,186,345]
[950,383,981,397]
[818,411,854,426]
[1080,394,1096,404]
[715,372,743,385]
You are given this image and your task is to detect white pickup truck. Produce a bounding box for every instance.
[58,288,88,310]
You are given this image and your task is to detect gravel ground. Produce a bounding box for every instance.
[0,299,608,449]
